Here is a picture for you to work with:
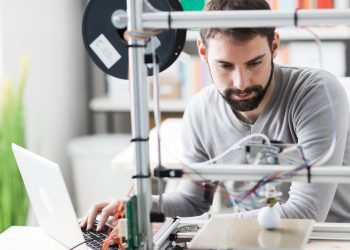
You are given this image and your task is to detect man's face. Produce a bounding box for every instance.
[197,34,278,112]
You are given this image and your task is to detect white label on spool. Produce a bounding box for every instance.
[89,34,121,69]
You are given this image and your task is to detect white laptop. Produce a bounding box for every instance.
[12,143,113,250]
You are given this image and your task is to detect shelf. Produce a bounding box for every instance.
[186,30,200,41]
[90,96,188,113]
[186,26,350,41]
[92,26,350,114]
[277,26,350,40]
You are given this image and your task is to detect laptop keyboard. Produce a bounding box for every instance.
[82,221,119,250]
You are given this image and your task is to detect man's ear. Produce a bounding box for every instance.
[271,32,280,59]
[197,38,208,61]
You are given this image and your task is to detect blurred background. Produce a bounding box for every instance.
[1,0,350,232]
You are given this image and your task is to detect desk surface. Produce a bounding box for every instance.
[112,118,183,170]
[189,218,314,250]
[1,226,350,250]
[0,226,66,250]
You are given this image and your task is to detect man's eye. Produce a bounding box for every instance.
[219,64,233,70]
[248,61,262,67]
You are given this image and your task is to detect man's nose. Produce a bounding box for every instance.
[232,69,249,90]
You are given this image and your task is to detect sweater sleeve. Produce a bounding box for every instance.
[151,95,215,217]
[276,71,349,221]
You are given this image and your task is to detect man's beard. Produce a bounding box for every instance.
[223,82,268,112]
[222,63,274,112]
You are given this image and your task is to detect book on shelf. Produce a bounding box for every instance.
[275,41,346,77]
[106,55,212,103]
[178,56,212,101]
[148,55,212,102]
[334,0,349,9]
[317,0,333,9]
[149,62,182,100]
[298,0,314,9]
[279,0,298,11]
[267,0,341,10]
[109,40,346,104]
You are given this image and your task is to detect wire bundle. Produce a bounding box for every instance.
[101,186,135,250]
[183,150,309,210]
[101,201,126,250]
[126,29,165,41]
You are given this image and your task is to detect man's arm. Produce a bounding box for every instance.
[276,72,348,221]
[152,180,215,217]
[151,94,215,217]
[152,71,349,220]
[216,71,349,221]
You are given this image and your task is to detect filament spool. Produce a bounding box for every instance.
[82,0,187,79]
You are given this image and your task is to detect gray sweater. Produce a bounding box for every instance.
[153,64,350,222]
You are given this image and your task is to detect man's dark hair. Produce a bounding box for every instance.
[200,0,275,48]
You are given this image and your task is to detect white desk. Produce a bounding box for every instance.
[1,226,350,250]
[112,118,183,170]
[111,118,183,193]
[0,226,66,250]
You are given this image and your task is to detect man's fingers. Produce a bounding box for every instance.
[86,201,110,230]
[79,215,88,228]
[78,199,126,231]
[97,201,120,231]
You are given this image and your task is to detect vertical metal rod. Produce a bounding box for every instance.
[150,36,164,213]
[126,0,153,249]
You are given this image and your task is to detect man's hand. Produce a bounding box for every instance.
[79,199,124,231]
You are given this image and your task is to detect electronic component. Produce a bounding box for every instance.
[126,195,139,249]
[245,142,306,166]
[117,218,128,242]
[153,166,183,178]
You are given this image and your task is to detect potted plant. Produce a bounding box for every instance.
[0,57,29,232]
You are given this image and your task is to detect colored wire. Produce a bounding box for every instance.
[183,149,310,207]
[102,201,126,250]
[100,185,134,250]
[126,29,166,41]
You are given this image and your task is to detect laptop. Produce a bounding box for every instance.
[12,143,117,250]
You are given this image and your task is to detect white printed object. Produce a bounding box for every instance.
[257,205,281,229]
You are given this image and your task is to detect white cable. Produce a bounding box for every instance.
[150,36,164,213]
[301,27,324,69]
[151,36,162,167]
[189,133,271,167]
[301,27,337,167]
[159,131,271,168]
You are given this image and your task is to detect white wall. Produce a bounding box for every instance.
[0,0,88,201]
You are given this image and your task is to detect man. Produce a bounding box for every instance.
[81,0,350,231]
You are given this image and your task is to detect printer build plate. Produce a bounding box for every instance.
[188,217,314,250]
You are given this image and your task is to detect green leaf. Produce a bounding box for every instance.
[0,57,29,232]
